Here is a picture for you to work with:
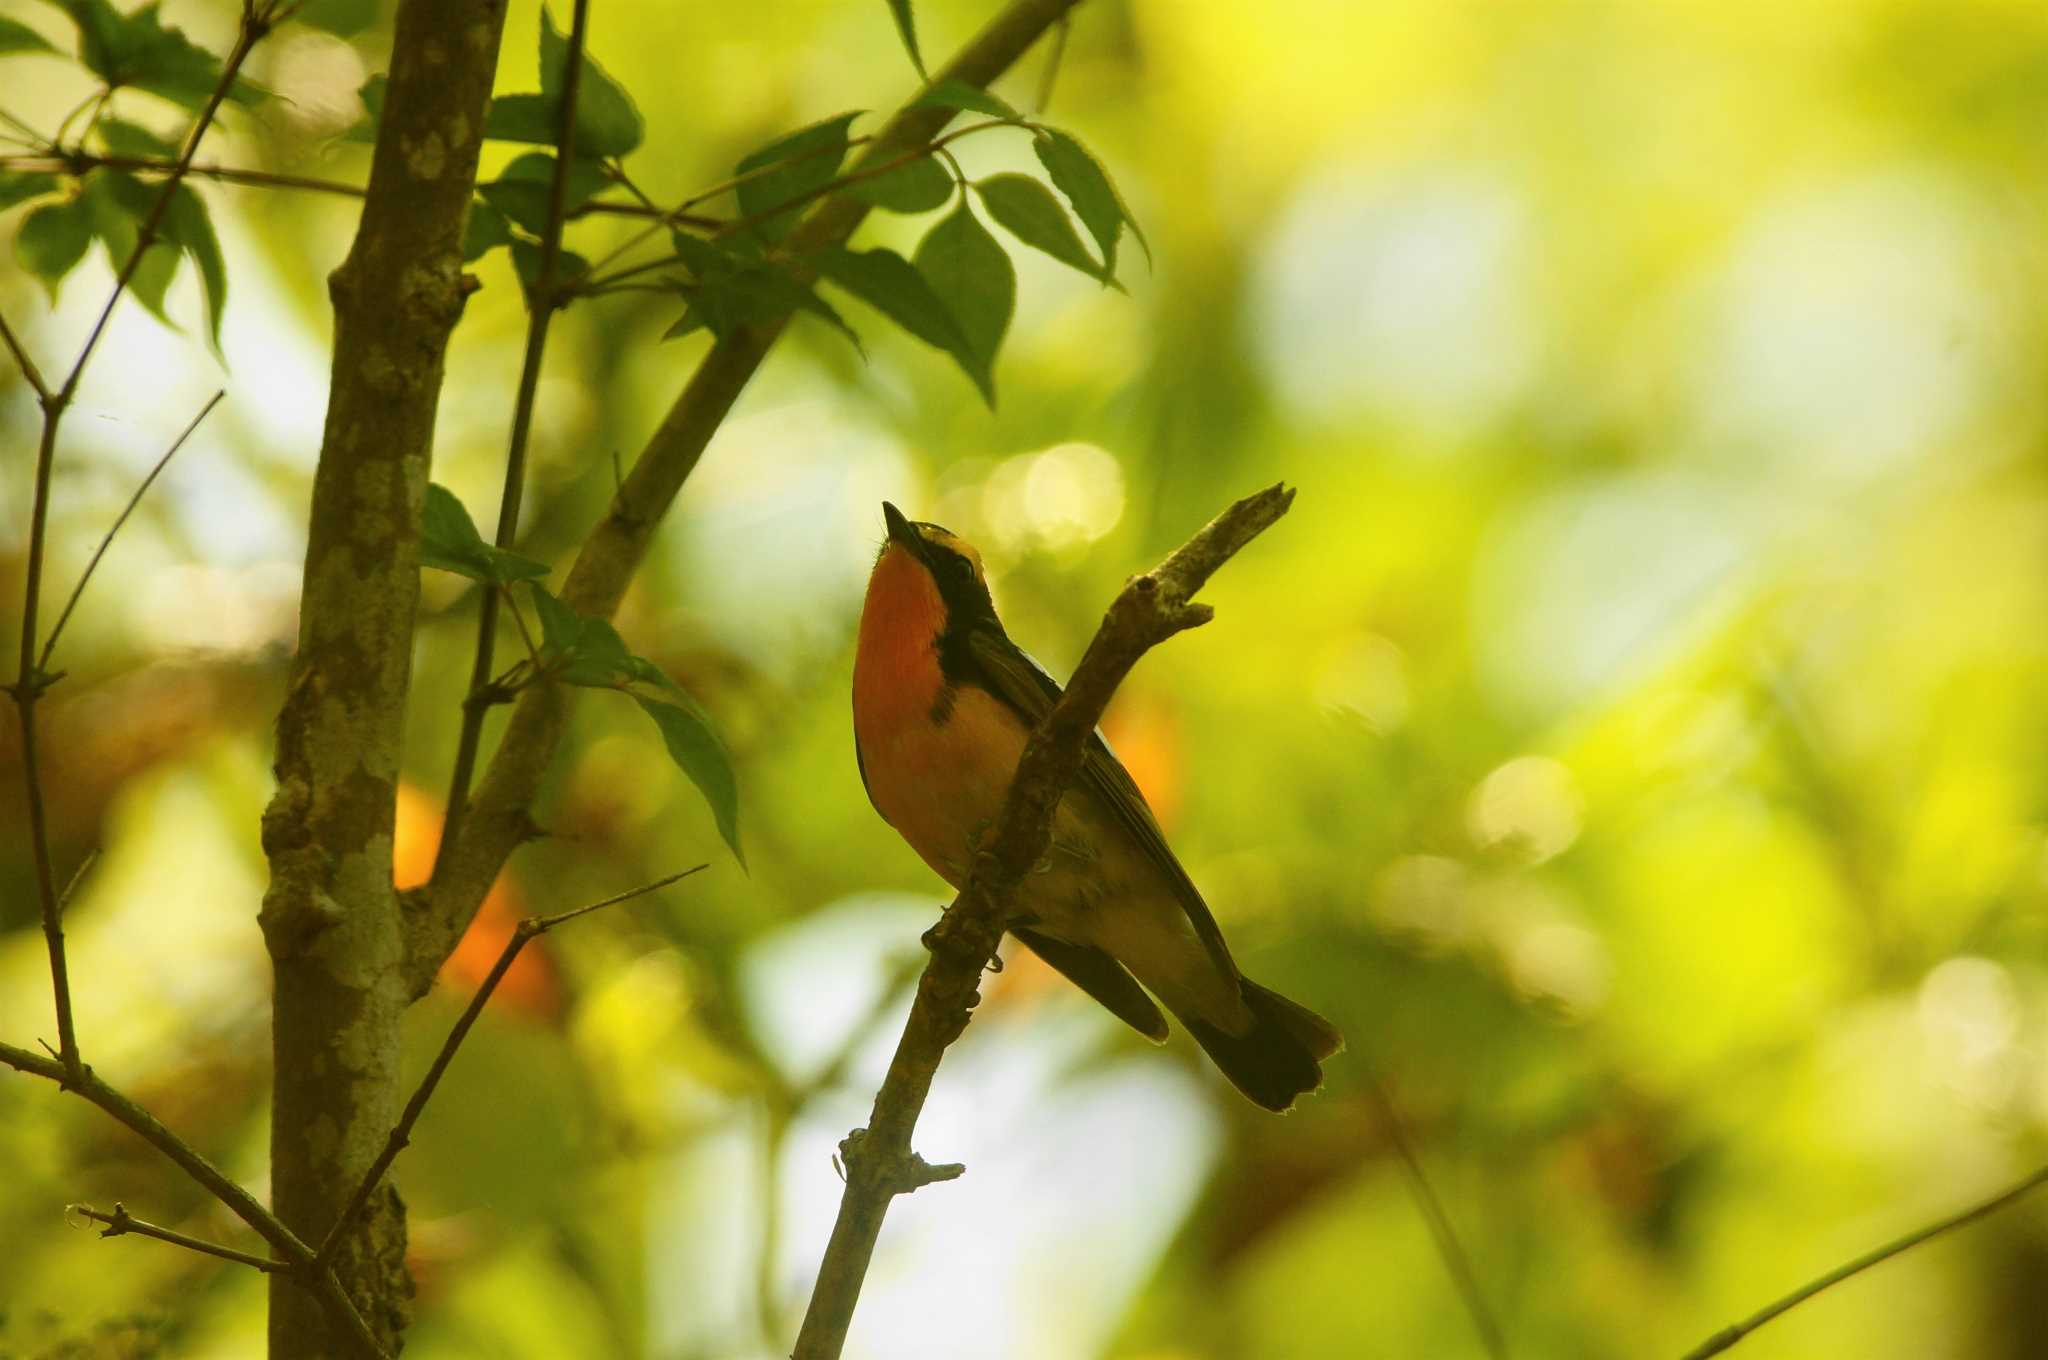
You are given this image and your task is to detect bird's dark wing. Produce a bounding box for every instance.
[1012,928,1169,1042]
[964,625,1238,982]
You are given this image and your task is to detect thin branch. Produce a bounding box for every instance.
[1359,1058,1506,1360]
[0,304,48,399]
[1680,1162,2048,1359]
[790,484,1295,1360]
[0,152,369,201]
[315,866,706,1268]
[39,390,223,671]
[73,1201,295,1273]
[434,0,590,870]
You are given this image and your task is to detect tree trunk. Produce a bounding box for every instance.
[256,2,506,1353]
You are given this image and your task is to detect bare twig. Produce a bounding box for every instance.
[315,866,706,1268]
[1680,1162,2048,1359]
[73,1202,295,1273]
[435,0,590,869]
[39,390,224,671]
[1359,1058,1506,1360]
[0,304,47,398]
[790,484,1295,1360]
[0,152,367,201]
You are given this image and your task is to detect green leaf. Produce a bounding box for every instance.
[290,0,378,38]
[537,5,643,157]
[914,201,1011,382]
[884,0,924,78]
[911,78,1019,121]
[419,483,551,584]
[847,151,952,214]
[477,150,610,235]
[975,173,1113,285]
[815,245,990,405]
[0,171,61,213]
[482,92,554,145]
[509,239,592,304]
[1033,128,1146,272]
[16,195,94,297]
[125,239,179,326]
[0,15,57,54]
[463,197,512,262]
[733,111,861,241]
[48,0,264,110]
[527,585,633,686]
[660,232,858,350]
[162,183,225,347]
[98,115,177,157]
[634,691,744,866]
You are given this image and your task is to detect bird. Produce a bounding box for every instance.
[852,501,1342,1111]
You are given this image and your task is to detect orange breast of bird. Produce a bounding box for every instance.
[853,545,1028,887]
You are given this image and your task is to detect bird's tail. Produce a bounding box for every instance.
[1180,979,1343,1113]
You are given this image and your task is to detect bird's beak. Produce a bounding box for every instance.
[882,501,920,555]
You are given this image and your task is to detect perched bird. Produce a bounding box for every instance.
[852,502,1342,1111]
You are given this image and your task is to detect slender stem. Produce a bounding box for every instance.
[1680,1162,2048,1359]
[0,304,48,398]
[791,484,1295,1360]
[40,390,224,672]
[74,1202,295,1273]
[0,152,369,200]
[1359,1059,1506,1359]
[315,866,704,1268]
[435,0,590,869]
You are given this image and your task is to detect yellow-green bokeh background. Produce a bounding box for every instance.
[4,0,2048,1355]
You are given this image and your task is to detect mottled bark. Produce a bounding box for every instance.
[256,2,506,1355]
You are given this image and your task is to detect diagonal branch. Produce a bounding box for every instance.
[317,867,705,1269]
[790,483,1295,1360]
[418,0,1089,995]
[1680,1161,2048,1359]
[73,1202,295,1273]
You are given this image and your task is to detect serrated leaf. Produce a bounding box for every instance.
[481,92,552,145]
[914,201,1011,381]
[343,72,386,144]
[0,170,61,213]
[815,245,990,404]
[98,115,178,157]
[1033,128,1146,273]
[975,173,1112,285]
[126,241,179,325]
[734,110,861,241]
[17,195,94,297]
[659,232,858,350]
[633,693,743,865]
[537,6,642,157]
[478,150,610,235]
[0,15,58,54]
[911,78,1019,121]
[419,483,550,584]
[463,197,512,262]
[162,183,225,347]
[884,0,924,78]
[49,0,264,110]
[848,151,952,214]
[528,585,633,686]
[290,0,378,38]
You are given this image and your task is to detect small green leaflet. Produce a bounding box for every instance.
[97,115,178,157]
[914,201,1011,380]
[884,0,924,78]
[528,585,744,864]
[535,6,643,157]
[910,78,1020,122]
[345,73,386,144]
[847,151,952,214]
[509,239,592,303]
[975,173,1114,286]
[45,0,264,111]
[815,246,991,404]
[1033,129,1149,272]
[733,111,862,241]
[162,182,226,346]
[478,151,611,235]
[89,172,227,345]
[16,195,94,298]
[463,198,513,262]
[0,171,61,213]
[418,483,550,585]
[0,15,58,55]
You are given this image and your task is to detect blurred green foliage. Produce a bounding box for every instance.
[4,0,2048,1356]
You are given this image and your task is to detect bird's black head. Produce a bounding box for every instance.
[881,501,999,633]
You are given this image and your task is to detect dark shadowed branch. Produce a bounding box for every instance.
[789,484,1296,1360]
[72,1202,295,1274]
[1680,1161,2048,1359]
